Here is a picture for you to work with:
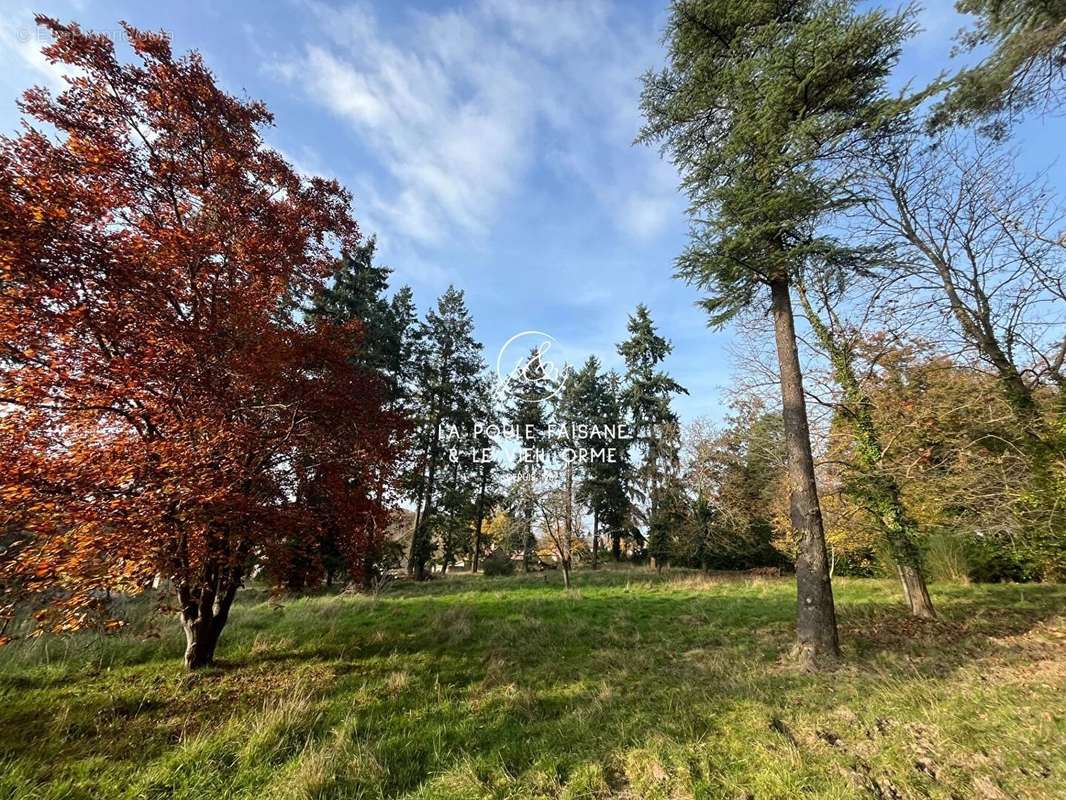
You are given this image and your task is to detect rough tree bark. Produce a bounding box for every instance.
[562,461,575,588]
[471,462,489,574]
[411,414,442,582]
[178,567,241,670]
[770,276,841,669]
[408,482,424,577]
[407,408,435,577]
[592,510,599,569]
[522,510,532,573]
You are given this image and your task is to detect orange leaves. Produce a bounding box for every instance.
[0,17,398,637]
[0,485,35,503]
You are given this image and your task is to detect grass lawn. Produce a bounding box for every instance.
[1,567,1064,799]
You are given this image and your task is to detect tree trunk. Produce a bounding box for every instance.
[407,419,435,577]
[522,496,533,573]
[592,511,599,569]
[178,573,240,670]
[408,480,424,577]
[612,532,621,561]
[564,460,573,557]
[561,559,571,589]
[410,396,446,581]
[770,276,840,669]
[472,462,489,574]
[412,421,442,581]
[182,617,220,669]
[897,562,935,619]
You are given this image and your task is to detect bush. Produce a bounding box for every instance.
[482,550,516,577]
[965,535,1037,583]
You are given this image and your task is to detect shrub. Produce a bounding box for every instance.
[965,535,1038,583]
[482,550,516,577]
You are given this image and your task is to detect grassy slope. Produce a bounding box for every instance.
[1,568,1064,800]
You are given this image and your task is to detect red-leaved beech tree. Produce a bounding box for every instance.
[0,18,402,668]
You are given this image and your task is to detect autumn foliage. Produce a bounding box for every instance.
[0,18,402,666]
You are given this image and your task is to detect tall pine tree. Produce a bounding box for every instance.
[408,287,486,580]
[305,236,416,584]
[640,0,915,667]
[504,347,552,572]
[311,236,414,403]
[617,305,686,557]
[469,378,502,574]
[568,357,631,567]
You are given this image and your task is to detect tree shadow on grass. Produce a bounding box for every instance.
[274,586,1066,798]
[307,581,1066,798]
[2,576,1064,798]
[835,583,1066,676]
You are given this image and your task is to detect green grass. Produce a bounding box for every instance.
[1,567,1064,799]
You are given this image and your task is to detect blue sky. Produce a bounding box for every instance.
[1,1,1058,424]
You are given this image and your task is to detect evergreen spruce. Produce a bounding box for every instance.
[640,0,915,667]
[504,348,553,572]
[311,236,414,401]
[408,287,486,580]
[617,304,687,552]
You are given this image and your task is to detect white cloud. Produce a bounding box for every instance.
[0,18,77,93]
[479,0,610,56]
[622,194,674,240]
[281,4,536,245]
[271,0,680,249]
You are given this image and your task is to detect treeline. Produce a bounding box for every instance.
[318,245,696,588]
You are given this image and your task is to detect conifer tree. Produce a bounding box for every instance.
[646,423,686,573]
[598,371,635,560]
[304,238,418,584]
[932,0,1066,133]
[388,286,419,401]
[504,347,553,572]
[408,287,486,580]
[470,378,502,573]
[311,237,414,402]
[617,305,687,549]
[640,0,915,667]
[567,357,626,567]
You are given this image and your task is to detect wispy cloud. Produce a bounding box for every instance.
[0,14,78,95]
[270,0,680,249]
